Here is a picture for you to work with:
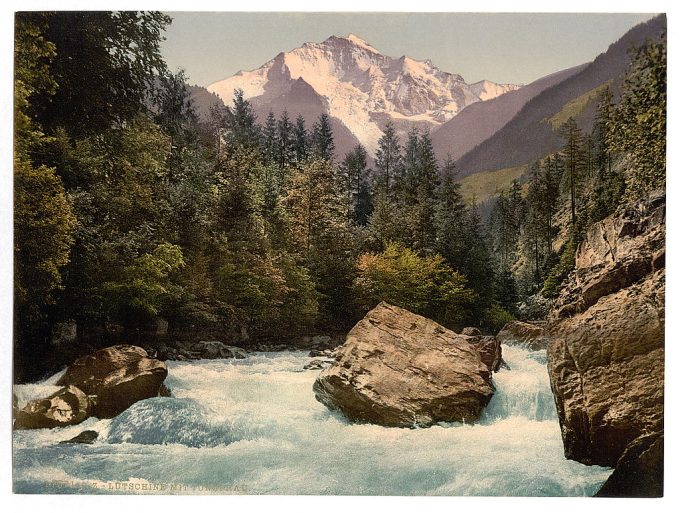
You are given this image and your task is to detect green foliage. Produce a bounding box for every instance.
[609,35,666,199]
[14,15,75,374]
[355,243,475,329]
[482,304,515,335]
[22,11,170,137]
[542,235,577,298]
[14,160,76,315]
[102,243,185,324]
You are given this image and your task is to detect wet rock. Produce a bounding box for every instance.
[469,336,502,373]
[496,321,548,350]
[57,345,168,418]
[14,385,90,429]
[303,359,333,371]
[547,193,665,488]
[313,302,495,427]
[309,348,336,358]
[59,430,99,445]
[596,433,663,497]
[191,341,248,359]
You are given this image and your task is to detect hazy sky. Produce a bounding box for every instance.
[161,12,656,87]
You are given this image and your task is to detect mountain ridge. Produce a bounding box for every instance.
[207,34,520,153]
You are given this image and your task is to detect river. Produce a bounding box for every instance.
[13,345,612,495]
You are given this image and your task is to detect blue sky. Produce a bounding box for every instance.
[161,12,656,86]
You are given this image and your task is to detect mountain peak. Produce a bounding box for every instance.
[208,35,522,153]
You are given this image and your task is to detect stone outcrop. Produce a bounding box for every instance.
[595,432,663,497]
[466,335,502,373]
[461,327,482,337]
[59,430,99,445]
[547,193,664,496]
[313,302,495,427]
[496,321,548,350]
[14,385,90,429]
[57,345,168,418]
[152,340,248,360]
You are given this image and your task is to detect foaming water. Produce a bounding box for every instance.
[13,348,612,495]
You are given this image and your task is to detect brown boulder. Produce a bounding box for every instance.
[466,335,502,372]
[461,327,482,336]
[595,432,663,497]
[313,303,495,427]
[57,345,168,418]
[496,321,548,350]
[14,385,90,429]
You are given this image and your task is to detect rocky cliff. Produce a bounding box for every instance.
[547,192,665,496]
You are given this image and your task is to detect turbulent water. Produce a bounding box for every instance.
[13,345,612,495]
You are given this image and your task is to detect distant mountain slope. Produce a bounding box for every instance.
[189,85,225,120]
[431,64,586,163]
[207,34,520,154]
[455,14,666,179]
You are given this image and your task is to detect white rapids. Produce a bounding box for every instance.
[12,345,612,495]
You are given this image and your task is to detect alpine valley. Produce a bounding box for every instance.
[13,12,666,499]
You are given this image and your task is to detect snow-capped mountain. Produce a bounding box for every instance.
[208,34,521,153]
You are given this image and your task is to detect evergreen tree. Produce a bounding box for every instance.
[374,122,402,197]
[560,117,585,228]
[311,113,335,161]
[262,111,278,165]
[338,145,370,224]
[609,35,666,199]
[226,89,261,149]
[277,110,295,170]
[293,114,309,163]
[434,155,467,268]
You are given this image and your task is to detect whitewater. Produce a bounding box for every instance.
[13,345,612,495]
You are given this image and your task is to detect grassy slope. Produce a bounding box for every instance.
[458,165,527,202]
[547,81,612,130]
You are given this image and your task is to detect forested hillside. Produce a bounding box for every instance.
[14,12,666,382]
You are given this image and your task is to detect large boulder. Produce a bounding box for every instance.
[496,321,548,350]
[14,385,90,429]
[313,302,495,427]
[57,345,168,418]
[595,432,663,497]
[547,193,664,496]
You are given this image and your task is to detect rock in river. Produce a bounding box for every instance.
[14,385,90,429]
[313,302,495,427]
[496,321,548,350]
[57,344,168,418]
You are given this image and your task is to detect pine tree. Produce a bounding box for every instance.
[277,110,295,170]
[560,117,585,228]
[311,113,335,162]
[293,114,309,163]
[261,111,278,165]
[434,156,468,269]
[609,35,666,199]
[338,145,370,224]
[374,121,402,197]
[226,89,261,149]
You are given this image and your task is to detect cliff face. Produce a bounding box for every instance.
[547,192,664,496]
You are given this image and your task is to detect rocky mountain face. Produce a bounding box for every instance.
[313,302,497,427]
[208,34,519,155]
[547,192,665,497]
